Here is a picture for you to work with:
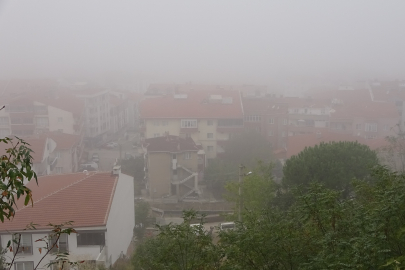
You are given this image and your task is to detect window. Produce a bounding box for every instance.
[36,117,49,127]
[57,117,63,123]
[207,120,214,126]
[153,133,160,138]
[161,120,168,126]
[23,118,33,124]
[365,123,377,132]
[55,151,61,158]
[0,117,9,125]
[181,119,197,128]
[184,152,191,160]
[55,167,63,174]
[13,234,32,254]
[282,131,286,137]
[49,233,68,253]
[0,129,9,138]
[283,119,288,125]
[294,109,299,114]
[356,124,362,130]
[50,260,68,270]
[244,115,261,122]
[77,232,105,246]
[268,118,274,124]
[384,125,390,131]
[153,121,160,126]
[366,134,377,139]
[207,133,214,139]
[10,118,22,124]
[321,109,325,114]
[14,262,34,270]
[207,146,214,152]
[268,130,273,136]
[185,133,191,138]
[217,119,243,127]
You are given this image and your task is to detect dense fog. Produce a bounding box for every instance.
[1,1,405,85]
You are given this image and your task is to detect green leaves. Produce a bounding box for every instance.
[0,137,37,222]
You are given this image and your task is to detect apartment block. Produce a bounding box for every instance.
[140,89,244,160]
[143,135,205,200]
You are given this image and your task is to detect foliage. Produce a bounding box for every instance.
[120,156,144,195]
[134,201,150,240]
[221,131,273,168]
[219,165,405,269]
[0,137,37,222]
[283,141,378,196]
[132,210,222,270]
[224,161,277,220]
[205,131,273,199]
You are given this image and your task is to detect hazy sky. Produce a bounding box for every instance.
[1,1,405,84]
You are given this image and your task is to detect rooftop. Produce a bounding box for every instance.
[140,89,243,119]
[0,172,117,231]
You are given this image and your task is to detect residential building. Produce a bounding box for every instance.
[0,171,135,268]
[46,132,82,174]
[140,89,244,159]
[241,98,289,149]
[74,89,111,146]
[285,97,331,136]
[143,135,205,200]
[109,94,129,136]
[0,136,57,176]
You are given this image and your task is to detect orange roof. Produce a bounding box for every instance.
[140,90,243,119]
[45,132,80,150]
[0,137,47,163]
[0,172,117,231]
[284,97,331,108]
[286,132,367,158]
[330,102,399,119]
[242,98,288,115]
[34,92,85,116]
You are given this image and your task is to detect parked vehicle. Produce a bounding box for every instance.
[106,142,118,148]
[220,222,235,230]
[79,162,99,171]
[92,153,100,163]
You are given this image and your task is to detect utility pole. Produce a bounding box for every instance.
[238,164,244,222]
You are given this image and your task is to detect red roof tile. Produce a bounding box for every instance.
[0,172,117,231]
[286,132,367,158]
[140,90,243,119]
[45,132,80,150]
[0,137,47,163]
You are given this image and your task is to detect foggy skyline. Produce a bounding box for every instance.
[1,1,405,85]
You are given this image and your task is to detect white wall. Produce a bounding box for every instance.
[106,173,134,265]
[47,106,76,134]
[1,230,102,269]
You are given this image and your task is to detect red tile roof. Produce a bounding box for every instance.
[330,102,399,119]
[140,90,243,119]
[284,97,331,108]
[0,137,47,163]
[242,98,288,115]
[0,172,118,231]
[45,132,80,150]
[34,92,85,116]
[144,135,199,153]
[286,132,367,158]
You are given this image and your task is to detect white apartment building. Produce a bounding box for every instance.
[0,172,135,269]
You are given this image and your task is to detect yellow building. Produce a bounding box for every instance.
[143,135,205,200]
[140,89,244,162]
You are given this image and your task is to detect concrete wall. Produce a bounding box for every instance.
[48,106,75,134]
[106,173,135,264]
[147,153,172,198]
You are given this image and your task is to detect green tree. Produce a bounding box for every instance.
[132,211,222,270]
[134,201,150,241]
[0,137,37,222]
[283,141,378,196]
[221,131,272,168]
